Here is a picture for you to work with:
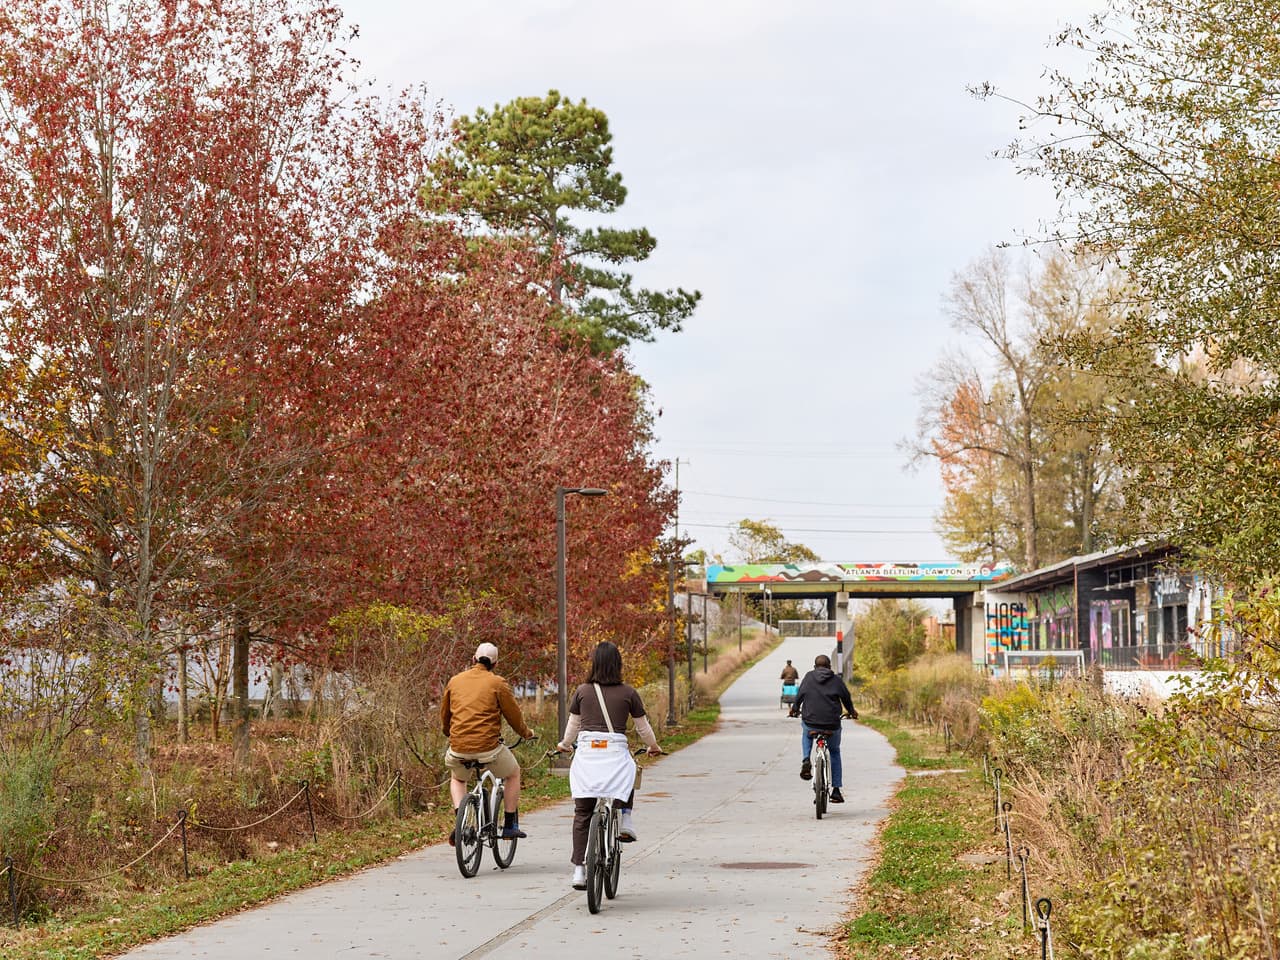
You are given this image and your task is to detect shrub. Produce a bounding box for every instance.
[0,745,57,912]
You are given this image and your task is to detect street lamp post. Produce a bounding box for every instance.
[556,486,608,737]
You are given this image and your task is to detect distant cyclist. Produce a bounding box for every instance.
[788,654,857,803]
[441,642,536,840]
[780,660,800,683]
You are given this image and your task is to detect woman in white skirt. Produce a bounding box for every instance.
[555,641,663,889]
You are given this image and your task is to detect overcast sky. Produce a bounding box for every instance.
[347,0,1101,564]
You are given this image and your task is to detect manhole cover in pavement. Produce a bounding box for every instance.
[719,862,811,870]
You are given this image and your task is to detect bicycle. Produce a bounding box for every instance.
[549,743,649,913]
[789,711,855,821]
[453,737,527,879]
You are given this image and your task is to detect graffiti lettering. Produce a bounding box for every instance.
[985,601,1029,661]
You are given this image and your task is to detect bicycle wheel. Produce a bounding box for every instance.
[490,782,518,868]
[814,749,827,821]
[603,806,621,900]
[454,792,484,878]
[585,807,606,914]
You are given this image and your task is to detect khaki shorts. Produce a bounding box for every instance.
[444,744,519,780]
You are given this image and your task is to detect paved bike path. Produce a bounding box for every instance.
[121,638,901,959]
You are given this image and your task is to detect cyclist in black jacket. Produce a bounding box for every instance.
[788,654,857,802]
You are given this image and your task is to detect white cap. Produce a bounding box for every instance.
[474,642,499,664]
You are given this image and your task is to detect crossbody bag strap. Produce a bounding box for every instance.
[592,683,615,734]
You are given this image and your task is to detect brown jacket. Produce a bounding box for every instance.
[440,664,534,754]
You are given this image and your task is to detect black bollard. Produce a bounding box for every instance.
[1018,847,1032,933]
[1002,800,1014,879]
[993,767,1004,833]
[1036,897,1054,960]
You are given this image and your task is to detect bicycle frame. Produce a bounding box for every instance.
[811,732,831,820]
[453,761,518,878]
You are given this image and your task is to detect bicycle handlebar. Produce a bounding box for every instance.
[546,743,662,757]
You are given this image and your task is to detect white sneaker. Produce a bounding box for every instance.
[619,811,637,842]
[571,864,586,889]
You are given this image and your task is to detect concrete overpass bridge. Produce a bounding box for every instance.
[703,561,1016,656]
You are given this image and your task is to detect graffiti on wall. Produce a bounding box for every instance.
[1031,585,1073,619]
[985,601,1029,662]
[1028,584,1075,649]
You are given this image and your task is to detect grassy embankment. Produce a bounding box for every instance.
[840,710,1034,960]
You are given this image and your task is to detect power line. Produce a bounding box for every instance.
[682,489,941,509]
[681,522,940,535]
[672,449,906,460]
[687,510,937,521]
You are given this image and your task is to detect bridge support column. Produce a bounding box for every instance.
[953,595,974,657]
[959,593,991,664]
[835,592,852,677]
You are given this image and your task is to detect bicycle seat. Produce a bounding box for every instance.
[806,729,837,739]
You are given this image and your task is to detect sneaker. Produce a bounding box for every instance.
[800,758,812,781]
[571,865,586,890]
[830,789,845,803]
[619,811,637,842]
[448,829,456,847]
[501,824,527,839]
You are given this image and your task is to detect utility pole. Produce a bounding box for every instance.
[672,457,690,549]
[667,557,677,725]
[702,592,708,673]
[737,590,743,652]
[686,588,694,711]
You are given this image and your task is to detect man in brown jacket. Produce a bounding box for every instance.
[441,642,536,839]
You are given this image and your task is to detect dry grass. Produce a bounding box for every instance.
[693,627,780,701]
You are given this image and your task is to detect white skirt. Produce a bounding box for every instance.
[569,731,637,802]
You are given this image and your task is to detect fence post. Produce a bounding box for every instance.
[395,770,403,819]
[5,857,16,928]
[993,767,1004,833]
[302,780,317,844]
[177,809,190,880]
[1036,897,1054,960]
[982,754,990,784]
[1002,800,1014,879]
[943,721,952,754]
[1018,847,1032,933]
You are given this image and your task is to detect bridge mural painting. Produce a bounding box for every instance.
[984,601,1029,664]
[705,562,1013,584]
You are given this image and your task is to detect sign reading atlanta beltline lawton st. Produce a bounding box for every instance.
[705,562,1016,584]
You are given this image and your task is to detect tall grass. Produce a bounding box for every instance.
[869,600,1280,960]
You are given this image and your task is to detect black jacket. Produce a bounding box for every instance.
[792,666,854,729]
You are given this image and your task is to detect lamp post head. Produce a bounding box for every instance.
[573,487,608,497]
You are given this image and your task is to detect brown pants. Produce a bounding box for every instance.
[571,790,635,866]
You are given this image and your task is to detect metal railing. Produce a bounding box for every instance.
[1093,638,1233,670]
[777,620,838,638]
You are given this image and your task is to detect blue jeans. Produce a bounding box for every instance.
[801,721,843,789]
